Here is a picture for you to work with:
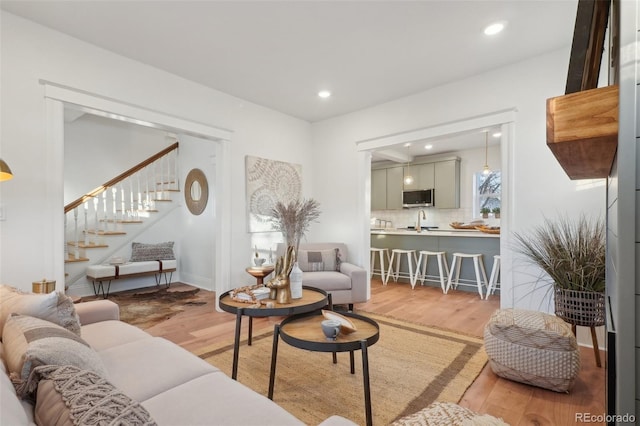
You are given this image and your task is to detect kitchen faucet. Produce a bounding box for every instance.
[416,210,426,233]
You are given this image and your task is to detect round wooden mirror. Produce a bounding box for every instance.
[184,168,208,215]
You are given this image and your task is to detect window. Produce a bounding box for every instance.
[473,171,501,217]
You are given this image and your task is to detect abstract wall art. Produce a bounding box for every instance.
[245,155,302,232]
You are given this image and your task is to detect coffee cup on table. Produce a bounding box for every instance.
[321,319,342,341]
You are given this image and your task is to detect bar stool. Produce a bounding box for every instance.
[415,250,450,292]
[387,249,418,286]
[486,255,501,297]
[446,253,489,299]
[370,247,392,285]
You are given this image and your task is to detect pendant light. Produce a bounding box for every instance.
[403,144,414,185]
[482,131,491,175]
[0,159,13,181]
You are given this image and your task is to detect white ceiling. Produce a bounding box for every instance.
[2,1,578,162]
[2,0,577,125]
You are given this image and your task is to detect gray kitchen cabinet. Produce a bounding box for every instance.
[373,157,458,210]
[371,166,403,210]
[404,163,435,190]
[434,159,460,209]
[386,166,404,210]
[371,168,387,210]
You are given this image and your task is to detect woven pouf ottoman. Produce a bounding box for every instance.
[390,402,509,426]
[484,308,580,393]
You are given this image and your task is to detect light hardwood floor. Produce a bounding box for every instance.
[142,280,605,426]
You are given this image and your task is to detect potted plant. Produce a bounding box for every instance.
[270,198,321,300]
[271,198,321,254]
[480,207,490,219]
[492,207,501,219]
[512,215,605,328]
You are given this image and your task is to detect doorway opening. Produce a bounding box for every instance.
[356,109,516,306]
[42,81,232,300]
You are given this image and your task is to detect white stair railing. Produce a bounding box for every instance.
[64,146,179,262]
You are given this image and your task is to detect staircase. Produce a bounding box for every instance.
[64,143,180,291]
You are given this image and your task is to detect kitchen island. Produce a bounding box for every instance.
[371,228,499,294]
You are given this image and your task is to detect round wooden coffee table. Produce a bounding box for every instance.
[219,286,330,380]
[268,311,379,426]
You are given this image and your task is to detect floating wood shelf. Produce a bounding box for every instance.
[546,85,618,180]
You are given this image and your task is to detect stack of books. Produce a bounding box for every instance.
[233,286,271,302]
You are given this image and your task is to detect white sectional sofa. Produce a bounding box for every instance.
[1,296,355,425]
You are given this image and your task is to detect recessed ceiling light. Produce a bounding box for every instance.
[492,132,502,138]
[425,144,433,150]
[318,90,331,98]
[404,143,411,148]
[484,22,505,36]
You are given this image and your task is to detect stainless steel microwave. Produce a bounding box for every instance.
[402,189,434,208]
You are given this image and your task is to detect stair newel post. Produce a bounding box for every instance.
[138,173,144,212]
[73,207,79,259]
[92,197,99,245]
[149,165,156,210]
[153,160,159,202]
[120,185,125,223]
[173,149,179,191]
[102,191,107,235]
[154,159,159,201]
[83,201,88,247]
[64,213,69,260]
[142,168,149,210]
[129,179,135,220]
[111,187,117,231]
[159,155,165,199]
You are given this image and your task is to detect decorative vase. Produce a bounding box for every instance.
[289,261,303,299]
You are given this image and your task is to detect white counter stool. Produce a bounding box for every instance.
[370,247,392,285]
[486,255,501,297]
[446,252,489,299]
[415,250,449,292]
[387,249,418,287]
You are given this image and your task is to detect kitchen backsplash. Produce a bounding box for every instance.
[371,208,500,230]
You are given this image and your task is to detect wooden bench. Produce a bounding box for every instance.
[86,259,176,298]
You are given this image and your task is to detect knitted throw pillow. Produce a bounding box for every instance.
[130,241,175,262]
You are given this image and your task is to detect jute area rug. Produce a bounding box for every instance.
[197,312,487,425]
[81,287,206,329]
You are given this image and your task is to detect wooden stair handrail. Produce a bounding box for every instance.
[64,142,179,213]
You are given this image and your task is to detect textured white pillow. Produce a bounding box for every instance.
[0,285,80,339]
[129,241,175,262]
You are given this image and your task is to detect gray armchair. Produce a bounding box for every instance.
[276,242,368,310]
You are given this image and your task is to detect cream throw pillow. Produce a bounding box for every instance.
[0,285,80,339]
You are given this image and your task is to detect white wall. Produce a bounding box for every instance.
[177,134,217,290]
[64,114,170,204]
[310,47,606,313]
[0,12,313,294]
[0,11,606,317]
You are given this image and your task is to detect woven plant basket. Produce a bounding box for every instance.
[554,288,605,327]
